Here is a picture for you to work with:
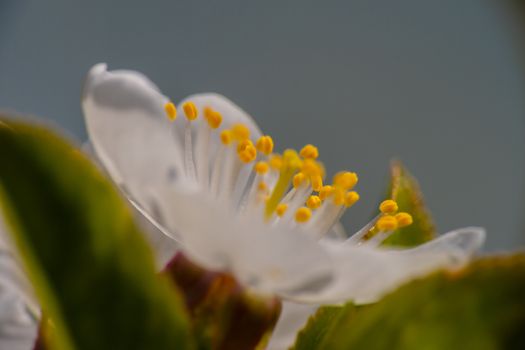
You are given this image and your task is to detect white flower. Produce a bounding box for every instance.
[82,63,485,306]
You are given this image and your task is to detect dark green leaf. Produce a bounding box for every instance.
[293,254,525,350]
[0,119,193,350]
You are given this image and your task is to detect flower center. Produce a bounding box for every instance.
[164,101,413,240]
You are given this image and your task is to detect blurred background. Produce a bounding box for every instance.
[0,0,523,251]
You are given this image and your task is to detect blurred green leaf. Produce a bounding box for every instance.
[380,160,436,247]
[293,254,525,350]
[292,305,350,350]
[0,119,194,350]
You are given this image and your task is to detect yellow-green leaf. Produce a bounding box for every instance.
[0,118,194,350]
[381,160,436,247]
[293,254,525,350]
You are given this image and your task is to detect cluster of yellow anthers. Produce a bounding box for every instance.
[376,200,413,231]
[164,101,413,230]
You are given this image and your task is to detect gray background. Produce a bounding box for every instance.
[1,0,524,251]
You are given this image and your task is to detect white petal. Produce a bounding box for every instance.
[82,141,180,269]
[155,186,335,294]
[177,93,263,203]
[82,63,185,204]
[176,93,262,144]
[128,199,180,269]
[284,227,485,304]
[266,302,317,350]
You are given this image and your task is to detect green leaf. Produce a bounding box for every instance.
[381,160,436,247]
[0,119,194,350]
[293,255,525,350]
[292,305,350,350]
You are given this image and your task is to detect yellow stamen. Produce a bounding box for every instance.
[319,185,334,200]
[203,107,222,129]
[301,159,322,177]
[295,207,312,223]
[333,171,358,190]
[183,101,198,121]
[395,212,413,227]
[269,155,283,171]
[265,149,302,218]
[293,173,307,188]
[379,199,398,214]
[300,144,319,159]
[237,140,257,163]
[376,215,398,231]
[276,203,288,217]
[311,175,323,192]
[345,191,360,207]
[255,161,269,174]
[306,195,321,209]
[333,188,346,206]
[258,181,268,192]
[256,136,274,155]
[164,102,177,121]
[282,149,303,170]
[220,130,233,145]
[232,123,250,141]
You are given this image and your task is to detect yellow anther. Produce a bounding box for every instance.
[203,107,222,129]
[293,173,307,188]
[311,175,323,192]
[395,212,413,228]
[376,215,398,232]
[220,130,233,145]
[258,181,268,192]
[276,203,288,217]
[345,191,360,207]
[295,207,312,223]
[306,195,322,209]
[333,188,346,206]
[183,101,198,121]
[379,199,398,214]
[300,144,319,159]
[237,139,253,153]
[255,161,269,174]
[164,102,177,121]
[256,136,274,155]
[238,144,257,163]
[301,159,322,177]
[269,155,283,171]
[319,185,334,200]
[333,171,358,190]
[232,123,250,141]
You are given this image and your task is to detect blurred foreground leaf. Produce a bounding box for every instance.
[367,160,436,247]
[0,119,193,350]
[293,254,525,350]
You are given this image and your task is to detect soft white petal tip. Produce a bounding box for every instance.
[450,226,486,254]
[82,63,108,101]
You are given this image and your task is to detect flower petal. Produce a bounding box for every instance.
[155,186,335,295]
[176,93,262,203]
[284,227,485,304]
[82,63,185,204]
[82,141,180,268]
[129,199,180,269]
[266,301,317,350]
